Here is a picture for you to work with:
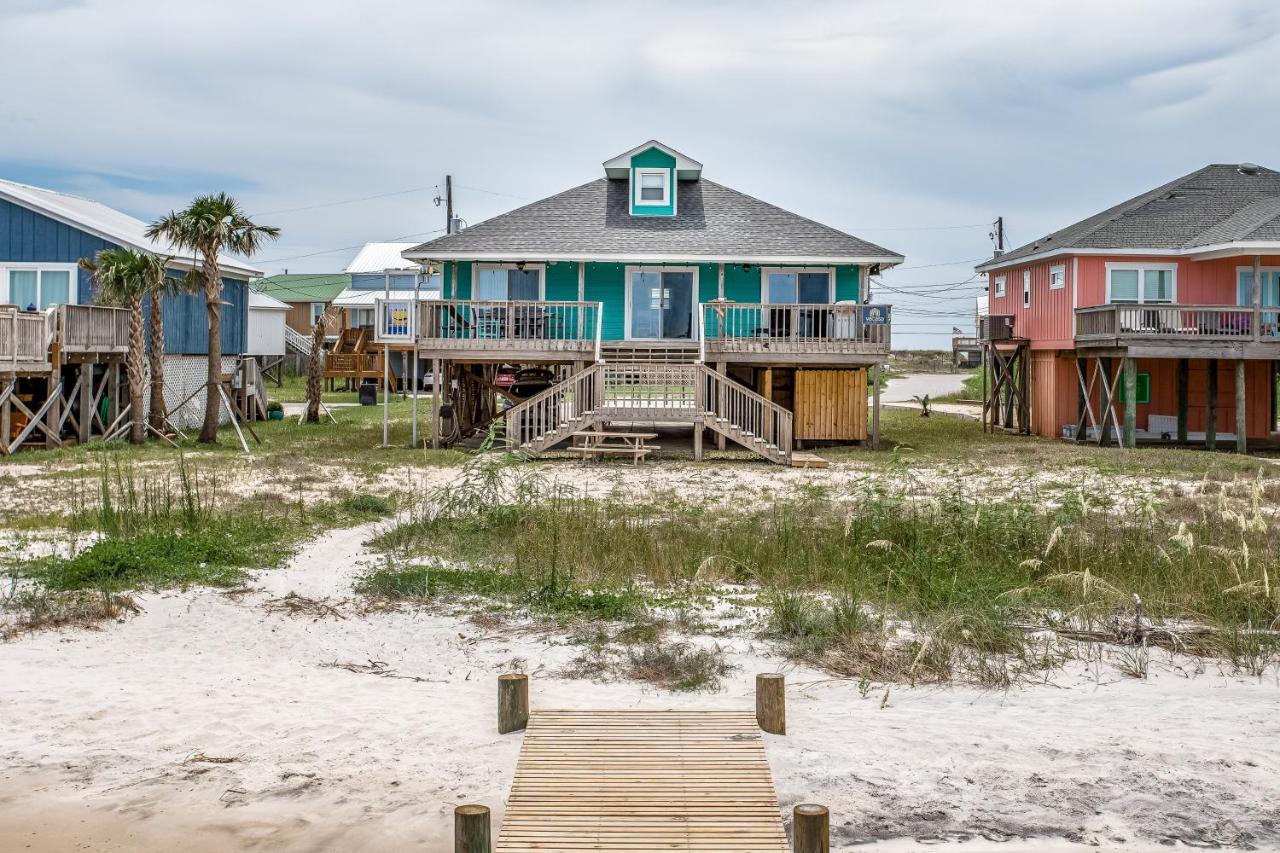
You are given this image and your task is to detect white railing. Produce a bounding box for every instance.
[1075,304,1280,341]
[284,325,313,354]
[696,364,792,460]
[418,300,602,351]
[700,302,891,354]
[599,363,699,415]
[0,306,52,370]
[57,304,129,353]
[504,364,603,450]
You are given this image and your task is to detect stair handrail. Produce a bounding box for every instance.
[503,364,603,451]
[284,324,312,354]
[696,364,793,460]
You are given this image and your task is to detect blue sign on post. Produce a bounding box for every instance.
[861,305,890,325]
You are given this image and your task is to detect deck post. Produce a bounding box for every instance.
[108,362,121,425]
[870,362,881,450]
[1122,357,1137,449]
[454,804,492,853]
[498,673,529,734]
[431,358,441,449]
[1206,359,1218,450]
[792,804,830,853]
[0,379,10,453]
[755,672,785,735]
[77,361,91,444]
[715,361,727,451]
[46,369,61,450]
[1176,359,1189,443]
[1236,359,1247,454]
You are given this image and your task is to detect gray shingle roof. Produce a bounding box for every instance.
[406,178,903,263]
[977,164,1280,271]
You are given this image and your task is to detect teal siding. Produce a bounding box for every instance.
[697,263,718,304]
[723,264,761,303]
[455,261,473,299]
[545,261,579,301]
[629,147,676,217]
[835,265,860,302]
[584,262,626,340]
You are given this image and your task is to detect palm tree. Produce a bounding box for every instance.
[80,249,168,444]
[146,194,279,443]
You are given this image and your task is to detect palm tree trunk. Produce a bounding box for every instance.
[148,293,166,432]
[128,295,146,444]
[200,255,222,443]
[305,315,325,423]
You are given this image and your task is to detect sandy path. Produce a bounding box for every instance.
[882,373,969,403]
[3,522,1279,851]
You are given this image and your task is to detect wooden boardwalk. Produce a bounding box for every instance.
[496,709,789,852]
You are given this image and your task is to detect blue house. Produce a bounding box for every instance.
[0,178,263,446]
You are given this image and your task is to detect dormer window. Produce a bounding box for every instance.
[635,169,669,206]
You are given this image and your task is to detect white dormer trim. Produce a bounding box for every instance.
[634,168,672,209]
[604,140,703,180]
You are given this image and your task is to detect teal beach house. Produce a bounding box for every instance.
[403,141,903,463]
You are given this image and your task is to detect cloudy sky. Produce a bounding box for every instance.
[3,0,1279,347]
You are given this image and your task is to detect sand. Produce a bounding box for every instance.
[3,516,1279,852]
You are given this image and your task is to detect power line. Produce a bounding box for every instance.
[251,185,439,218]
[891,256,988,271]
[257,228,446,265]
[845,222,990,232]
[456,183,531,202]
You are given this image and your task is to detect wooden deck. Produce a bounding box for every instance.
[496,709,789,853]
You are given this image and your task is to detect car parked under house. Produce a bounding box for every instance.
[976,163,1280,451]
[398,141,903,465]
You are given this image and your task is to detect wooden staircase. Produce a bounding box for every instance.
[503,362,796,465]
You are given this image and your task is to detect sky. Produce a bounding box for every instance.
[3,0,1279,348]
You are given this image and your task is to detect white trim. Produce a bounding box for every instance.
[470,262,546,300]
[1234,265,1280,307]
[623,265,699,341]
[404,250,905,267]
[759,266,836,303]
[0,262,80,308]
[977,240,1280,273]
[1071,257,1079,335]
[1022,270,1031,308]
[633,168,671,208]
[603,140,703,179]
[1104,261,1177,304]
[994,274,1006,297]
[1049,264,1066,290]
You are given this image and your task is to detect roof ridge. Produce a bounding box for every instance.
[700,179,901,258]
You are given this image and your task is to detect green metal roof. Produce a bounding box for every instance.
[251,273,351,302]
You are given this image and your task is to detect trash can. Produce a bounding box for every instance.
[359,381,377,406]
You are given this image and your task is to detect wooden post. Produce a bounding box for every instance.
[1206,359,1218,450]
[78,361,91,444]
[755,672,785,735]
[1122,357,1137,449]
[693,417,703,461]
[1176,359,1189,443]
[870,363,882,450]
[792,804,829,853]
[454,804,491,853]
[1236,359,1247,454]
[0,379,10,453]
[431,357,442,449]
[498,673,529,734]
[715,361,727,450]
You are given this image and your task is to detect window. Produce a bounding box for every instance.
[763,268,833,304]
[1022,270,1031,308]
[351,307,374,328]
[626,266,696,340]
[311,302,327,325]
[474,264,543,300]
[1049,265,1066,290]
[634,169,670,206]
[994,275,1006,297]
[1106,263,1176,304]
[3,265,77,310]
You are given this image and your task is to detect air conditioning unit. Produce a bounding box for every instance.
[979,315,1015,341]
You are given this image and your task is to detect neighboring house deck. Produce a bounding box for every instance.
[398,141,902,463]
[976,163,1280,450]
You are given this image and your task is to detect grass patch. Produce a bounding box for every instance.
[562,640,736,692]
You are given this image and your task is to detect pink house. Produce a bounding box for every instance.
[976,163,1280,450]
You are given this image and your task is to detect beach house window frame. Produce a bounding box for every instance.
[1049,264,1066,290]
[624,265,698,341]
[1,263,79,310]
[1022,270,1031,308]
[472,263,546,301]
[1105,262,1177,304]
[759,267,836,304]
[633,168,671,207]
[994,275,1006,297]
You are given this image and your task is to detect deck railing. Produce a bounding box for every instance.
[417,300,602,355]
[699,302,891,357]
[56,304,130,354]
[0,306,53,371]
[1075,304,1280,342]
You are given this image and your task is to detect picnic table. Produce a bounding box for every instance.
[566,430,659,465]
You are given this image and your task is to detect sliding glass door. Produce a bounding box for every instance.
[628,268,694,340]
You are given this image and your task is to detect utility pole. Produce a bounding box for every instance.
[445,174,454,234]
[993,216,1005,255]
